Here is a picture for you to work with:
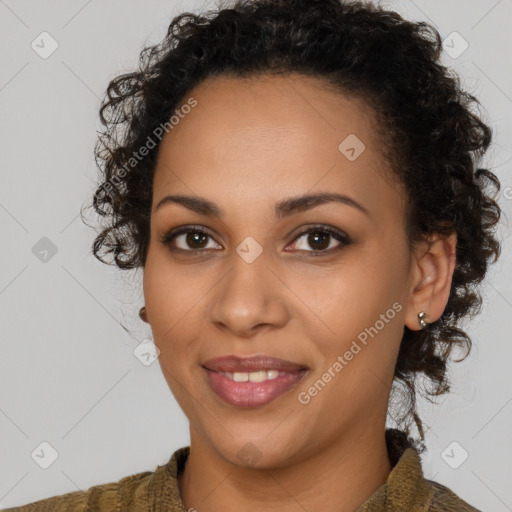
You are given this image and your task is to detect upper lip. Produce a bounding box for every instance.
[202,355,309,373]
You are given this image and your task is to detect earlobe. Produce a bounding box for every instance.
[404,232,457,331]
[139,306,149,323]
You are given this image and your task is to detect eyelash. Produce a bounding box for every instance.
[159,224,352,257]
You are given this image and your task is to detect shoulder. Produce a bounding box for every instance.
[425,479,482,512]
[1,446,189,512]
[0,468,155,511]
[384,431,482,512]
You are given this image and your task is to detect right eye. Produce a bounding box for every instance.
[160,225,222,253]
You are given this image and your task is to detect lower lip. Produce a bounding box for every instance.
[203,368,308,408]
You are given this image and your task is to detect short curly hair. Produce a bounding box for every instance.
[82,0,502,453]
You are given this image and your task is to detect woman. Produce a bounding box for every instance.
[3,0,501,510]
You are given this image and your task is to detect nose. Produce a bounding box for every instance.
[207,249,289,338]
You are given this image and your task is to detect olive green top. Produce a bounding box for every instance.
[1,430,481,511]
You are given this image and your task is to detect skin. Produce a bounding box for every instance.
[141,73,457,511]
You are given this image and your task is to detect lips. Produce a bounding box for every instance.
[202,354,309,408]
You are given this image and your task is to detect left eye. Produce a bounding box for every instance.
[290,227,350,253]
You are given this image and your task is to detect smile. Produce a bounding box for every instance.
[203,367,308,408]
[218,370,294,382]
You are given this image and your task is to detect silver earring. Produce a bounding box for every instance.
[418,311,429,329]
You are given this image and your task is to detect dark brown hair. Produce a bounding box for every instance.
[82,0,502,453]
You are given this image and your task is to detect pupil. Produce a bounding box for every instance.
[187,232,207,248]
[309,232,328,250]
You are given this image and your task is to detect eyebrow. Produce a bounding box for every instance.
[153,192,371,219]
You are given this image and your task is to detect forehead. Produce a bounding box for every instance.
[163,72,379,153]
[152,73,404,224]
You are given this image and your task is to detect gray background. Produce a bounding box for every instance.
[0,0,511,509]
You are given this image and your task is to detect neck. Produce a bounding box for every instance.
[177,426,392,512]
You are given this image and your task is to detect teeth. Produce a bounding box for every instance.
[233,372,249,382]
[221,370,287,382]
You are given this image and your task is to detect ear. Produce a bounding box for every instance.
[405,231,457,331]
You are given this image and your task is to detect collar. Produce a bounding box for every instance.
[355,446,432,511]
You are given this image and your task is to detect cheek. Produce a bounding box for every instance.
[143,255,201,334]
[295,248,406,390]
[290,255,402,346]
[143,266,201,410]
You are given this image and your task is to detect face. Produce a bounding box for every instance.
[143,73,415,468]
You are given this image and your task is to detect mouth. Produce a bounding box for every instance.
[202,354,309,408]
